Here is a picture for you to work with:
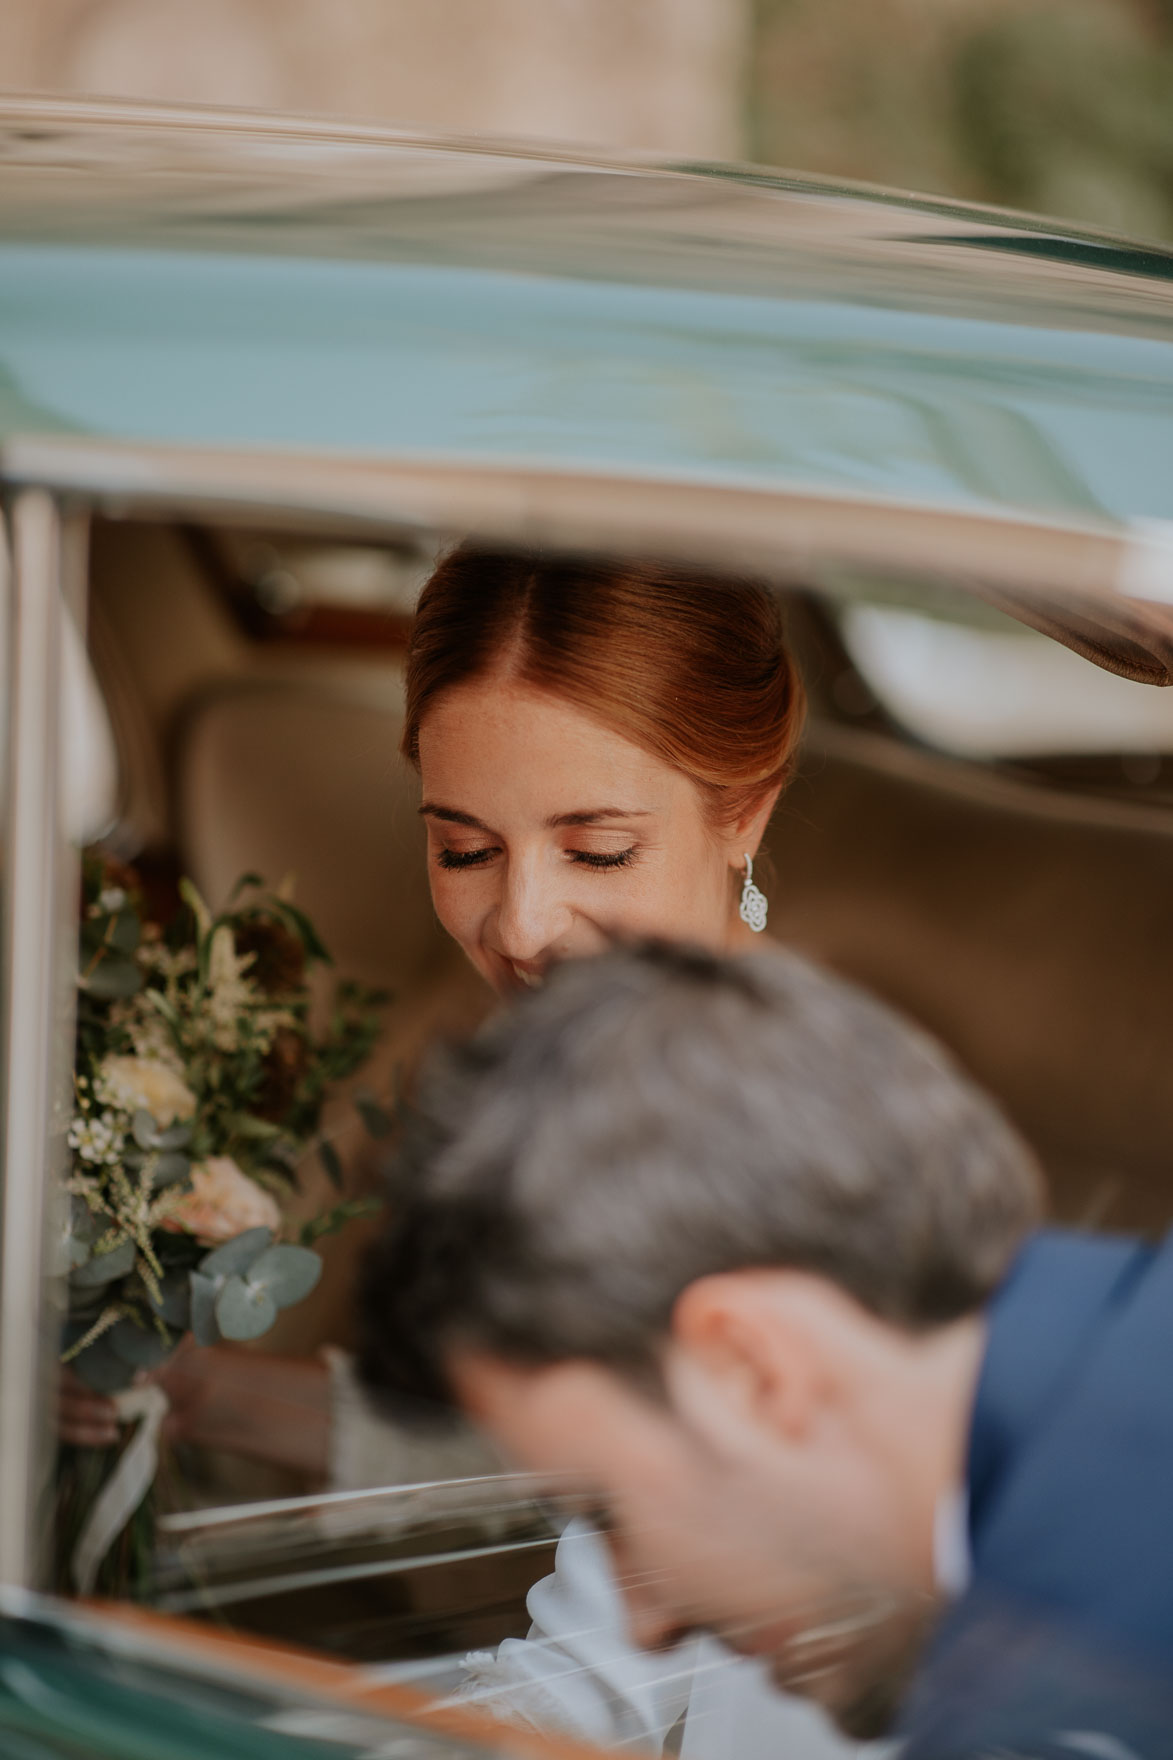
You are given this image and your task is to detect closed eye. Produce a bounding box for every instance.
[570,847,637,869]
[437,847,497,869]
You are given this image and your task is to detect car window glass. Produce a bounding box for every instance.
[34,505,1173,1737]
[839,597,1173,759]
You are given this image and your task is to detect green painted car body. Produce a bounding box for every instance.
[1,97,1173,530]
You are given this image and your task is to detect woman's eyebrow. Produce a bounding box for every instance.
[549,808,652,827]
[420,803,652,830]
[419,803,488,829]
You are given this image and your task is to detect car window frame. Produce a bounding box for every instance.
[1,433,1171,1743]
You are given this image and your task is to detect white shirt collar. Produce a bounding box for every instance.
[932,1487,971,1599]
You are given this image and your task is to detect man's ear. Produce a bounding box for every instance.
[667,1272,828,1451]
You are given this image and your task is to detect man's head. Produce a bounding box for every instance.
[360,943,1041,1735]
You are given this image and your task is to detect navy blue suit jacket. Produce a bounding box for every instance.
[902,1228,1173,1758]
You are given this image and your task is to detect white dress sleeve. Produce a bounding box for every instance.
[323,1347,500,1489]
[458,1521,872,1760]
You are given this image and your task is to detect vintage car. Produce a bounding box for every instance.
[1,90,1173,1756]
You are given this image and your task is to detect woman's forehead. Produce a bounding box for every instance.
[417,677,694,815]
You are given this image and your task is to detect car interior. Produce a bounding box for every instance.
[65,505,1173,1672]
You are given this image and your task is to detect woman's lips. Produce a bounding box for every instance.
[510,963,545,989]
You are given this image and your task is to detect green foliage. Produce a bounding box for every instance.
[298,1195,382,1245]
[953,1,1173,238]
[750,0,1173,241]
[195,1236,322,1343]
[64,858,390,1385]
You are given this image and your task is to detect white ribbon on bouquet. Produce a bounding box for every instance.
[71,1382,169,1596]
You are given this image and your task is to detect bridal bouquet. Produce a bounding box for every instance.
[58,855,389,1596]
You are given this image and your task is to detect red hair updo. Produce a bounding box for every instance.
[402,548,806,831]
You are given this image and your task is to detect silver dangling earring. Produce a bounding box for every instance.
[738,853,768,934]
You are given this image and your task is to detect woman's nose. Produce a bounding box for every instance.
[492,857,573,962]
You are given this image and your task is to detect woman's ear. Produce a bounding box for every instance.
[730,784,783,869]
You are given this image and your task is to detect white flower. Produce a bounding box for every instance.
[206,926,257,1053]
[98,1054,197,1128]
[68,1109,124,1166]
[163,1156,281,1245]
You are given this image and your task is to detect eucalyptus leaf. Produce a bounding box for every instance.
[82,955,143,1000]
[149,1270,191,1330]
[355,1095,395,1140]
[79,921,110,961]
[70,1196,100,1245]
[108,1317,172,1370]
[215,1275,277,1341]
[109,907,141,956]
[69,1334,134,1395]
[248,1244,322,1309]
[318,1139,343,1189]
[66,1286,108,1322]
[156,1122,192,1150]
[132,1109,159,1150]
[189,1271,220,1347]
[151,1151,190,1189]
[199,1226,273,1281]
[68,1203,101,1272]
[70,1237,136,1289]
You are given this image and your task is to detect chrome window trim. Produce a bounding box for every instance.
[0,435,1169,1585]
[0,491,76,1591]
[0,434,1157,613]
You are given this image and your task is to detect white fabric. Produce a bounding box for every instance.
[932,1488,971,1601]
[325,1356,883,1759]
[457,1520,874,1760]
[62,605,120,846]
[71,1382,169,1595]
[323,1348,500,1490]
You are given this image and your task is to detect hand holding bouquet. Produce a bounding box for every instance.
[59,857,388,1594]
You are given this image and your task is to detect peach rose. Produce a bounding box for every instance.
[165,1155,281,1245]
[100,1054,196,1128]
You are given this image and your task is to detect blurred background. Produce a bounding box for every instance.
[2,0,1172,238]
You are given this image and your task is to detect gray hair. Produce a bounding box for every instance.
[359,943,1042,1408]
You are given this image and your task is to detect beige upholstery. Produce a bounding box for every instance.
[89,520,250,851]
[177,676,440,995]
[175,676,492,1360]
[767,722,1173,1232]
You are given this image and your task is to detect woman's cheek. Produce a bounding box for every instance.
[429,872,489,954]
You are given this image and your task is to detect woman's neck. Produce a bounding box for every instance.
[727,915,763,955]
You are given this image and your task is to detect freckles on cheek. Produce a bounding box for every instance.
[427,894,482,975]
[428,871,481,939]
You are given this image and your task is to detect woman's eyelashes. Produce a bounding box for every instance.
[436,844,639,872]
[571,846,638,870]
[437,846,496,870]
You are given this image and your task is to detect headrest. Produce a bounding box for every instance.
[175,679,442,994]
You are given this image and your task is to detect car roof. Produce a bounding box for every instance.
[2,94,1173,536]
